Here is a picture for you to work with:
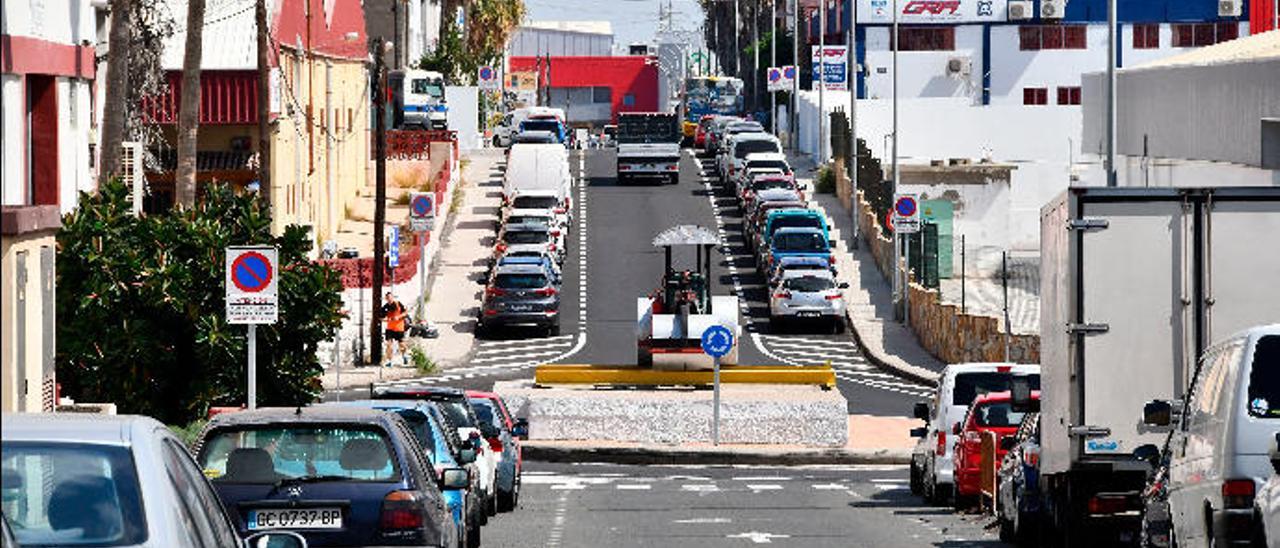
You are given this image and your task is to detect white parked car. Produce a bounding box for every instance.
[768,269,847,333]
[910,362,1042,504]
[722,133,781,184]
[1144,324,1279,547]
[507,189,572,232]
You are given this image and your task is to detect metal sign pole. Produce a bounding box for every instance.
[713,355,722,446]
[247,324,257,410]
[334,334,342,401]
[417,236,426,321]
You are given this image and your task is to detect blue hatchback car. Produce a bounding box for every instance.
[322,401,481,548]
[194,406,468,547]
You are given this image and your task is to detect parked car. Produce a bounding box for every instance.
[703,116,740,154]
[518,118,567,144]
[722,133,782,184]
[738,172,799,208]
[761,227,833,275]
[479,262,562,337]
[767,255,834,287]
[194,406,463,547]
[496,252,562,285]
[730,152,791,191]
[952,391,1038,508]
[322,400,482,548]
[501,208,568,238]
[2,413,307,548]
[415,402,489,542]
[1,511,15,548]
[372,386,502,521]
[768,269,847,333]
[1254,433,1280,548]
[466,391,529,513]
[494,222,563,266]
[1139,324,1279,547]
[693,114,716,150]
[997,412,1043,546]
[506,189,572,235]
[755,208,827,260]
[910,363,1042,504]
[744,198,808,249]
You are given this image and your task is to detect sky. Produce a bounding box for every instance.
[522,0,705,51]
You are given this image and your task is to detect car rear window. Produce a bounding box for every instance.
[747,160,791,173]
[735,140,780,159]
[773,232,828,252]
[495,273,548,289]
[468,400,503,438]
[752,179,794,192]
[1247,335,1279,418]
[511,196,559,210]
[770,216,822,235]
[782,275,835,292]
[952,372,1040,407]
[1,443,148,546]
[198,426,400,483]
[521,120,562,134]
[974,402,1028,427]
[504,230,549,245]
[506,215,550,226]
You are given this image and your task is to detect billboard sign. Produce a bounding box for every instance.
[810,46,848,91]
[857,0,1008,23]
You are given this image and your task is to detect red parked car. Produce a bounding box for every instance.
[952,390,1039,508]
[693,115,716,149]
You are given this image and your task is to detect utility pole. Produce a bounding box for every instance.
[770,0,777,136]
[1105,0,1117,186]
[791,0,798,148]
[892,0,902,321]
[734,0,740,77]
[752,0,760,115]
[848,0,858,249]
[256,0,271,196]
[371,37,388,366]
[818,0,825,162]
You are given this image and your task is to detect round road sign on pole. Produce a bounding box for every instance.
[894,195,918,217]
[231,251,274,293]
[701,325,735,358]
[410,194,434,217]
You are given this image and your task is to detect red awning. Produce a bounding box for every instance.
[145,71,259,125]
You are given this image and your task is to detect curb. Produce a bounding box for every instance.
[522,443,911,466]
[842,310,940,388]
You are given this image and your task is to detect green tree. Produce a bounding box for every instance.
[56,181,344,424]
[420,0,524,83]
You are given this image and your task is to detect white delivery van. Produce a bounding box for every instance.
[910,362,1041,504]
[503,143,572,206]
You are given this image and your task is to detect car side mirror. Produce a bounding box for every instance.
[912,402,930,420]
[1009,376,1039,412]
[951,422,962,436]
[245,531,308,548]
[513,418,529,440]
[909,427,927,438]
[1000,436,1018,451]
[1143,400,1173,427]
[1133,443,1162,470]
[458,448,477,464]
[838,282,850,289]
[441,468,470,490]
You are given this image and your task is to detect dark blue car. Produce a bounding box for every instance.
[997,411,1042,545]
[194,406,468,547]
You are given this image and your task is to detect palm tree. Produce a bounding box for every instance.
[175,0,206,207]
[99,0,133,186]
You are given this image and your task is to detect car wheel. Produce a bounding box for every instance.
[467,519,481,548]
[548,323,561,337]
[498,479,519,512]
[909,461,923,495]
[669,173,680,185]
[999,512,1017,543]
[488,492,499,517]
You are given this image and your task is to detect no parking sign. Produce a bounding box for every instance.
[226,246,278,324]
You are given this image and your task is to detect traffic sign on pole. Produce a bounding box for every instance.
[701,324,735,446]
[766,67,786,92]
[388,226,400,268]
[408,192,436,232]
[892,194,921,234]
[478,66,499,91]
[226,246,279,324]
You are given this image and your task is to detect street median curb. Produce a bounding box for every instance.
[522,442,911,466]
[842,311,941,388]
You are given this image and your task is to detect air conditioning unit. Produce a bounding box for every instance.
[1040,0,1065,19]
[1007,0,1032,20]
[1217,0,1241,17]
[945,56,972,78]
[119,141,144,215]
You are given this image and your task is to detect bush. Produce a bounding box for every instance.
[410,346,437,376]
[57,180,345,425]
[169,419,208,447]
[815,165,837,194]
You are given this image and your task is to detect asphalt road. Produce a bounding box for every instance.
[482,461,1006,547]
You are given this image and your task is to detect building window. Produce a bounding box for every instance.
[892,27,956,51]
[1056,86,1081,105]
[623,94,635,106]
[1132,23,1160,49]
[1172,22,1238,48]
[1023,87,1048,105]
[592,86,611,104]
[1019,25,1088,50]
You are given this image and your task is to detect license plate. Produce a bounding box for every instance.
[509,304,533,312]
[248,508,342,530]
[797,311,822,318]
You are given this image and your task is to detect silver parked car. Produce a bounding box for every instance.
[768,269,847,333]
[0,413,305,548]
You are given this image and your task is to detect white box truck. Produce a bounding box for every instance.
[1034,186,1280,546]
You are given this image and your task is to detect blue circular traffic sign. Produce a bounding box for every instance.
[701,325,734,358]
[895,196,918,217]
[768,68,782,82]
[783,66,797,79]
[231,251,273,293]
[479,66,495,81]
[411,194,433,217]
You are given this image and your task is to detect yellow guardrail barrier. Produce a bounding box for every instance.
[534,364,836,388]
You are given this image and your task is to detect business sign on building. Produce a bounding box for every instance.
[857,0,1008,23]
[810,46,848,91]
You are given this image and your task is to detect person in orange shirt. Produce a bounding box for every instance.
[382,292,408,366]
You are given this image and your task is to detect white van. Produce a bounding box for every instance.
[910,362,1042,504]
[504,143,572,205]
[1147,324,1279,547]
[495,107,568,147]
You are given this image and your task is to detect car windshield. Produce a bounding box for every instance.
[974,402,1027,427]
[773,232,828,252]
[783,275,835,292]
[521,120,562,134]
[770,216,822,234]
[735,140,780,159]
[199,426,400,483]
[1247,335,1279,418]
[468,400,503,438]
[411,78,444,98]
[495,273,548,289]
[506,215,550,226]
[953,373,1040,407]
[1,443,147,546]
[747,160,791,173]
[504,230,549,245]
[753,179,794,192]
[511,196,559,210]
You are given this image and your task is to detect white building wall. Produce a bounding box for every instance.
[1,75,24,206]
[58,78,95,213]
[862,26,985,102]
[1,0,98,43]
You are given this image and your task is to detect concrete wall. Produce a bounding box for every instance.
[1082,57,1280,168]
[0,207,59,413]
[445,86,481,150]
[897,164,1018,275]
[862,26,985,102]
[270,51,369,241]
[1,0,98,44]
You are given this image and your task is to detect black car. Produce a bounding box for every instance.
[194,407,468,547]
[997,411,1043,546]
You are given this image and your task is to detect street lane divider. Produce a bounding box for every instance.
[533,364,836,388]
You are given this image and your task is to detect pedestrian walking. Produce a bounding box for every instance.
[382,292,408,366]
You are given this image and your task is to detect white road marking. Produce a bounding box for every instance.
[745,484,784,492]
[615,484,651,490]
[726,531,791,544]
[674,517,732,524]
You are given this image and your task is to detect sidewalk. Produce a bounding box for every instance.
[787,151,944,386]
[320,150,505,391]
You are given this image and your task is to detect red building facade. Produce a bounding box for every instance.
[509,56,659,124]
